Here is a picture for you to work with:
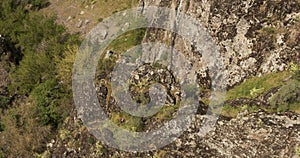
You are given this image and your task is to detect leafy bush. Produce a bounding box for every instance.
[0,102,52,157]
[0,0,80,156]
[10,53,55,94]
[29,0,50,9]
[6,15,79,95]
[30,79,70,127]
[55,45,78,90]
[0,1,56,50]
[0,0,49,11]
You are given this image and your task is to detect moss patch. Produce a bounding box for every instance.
[111,111,144,132]
[221,104,260,118]
[226,71,292,100]
[269,79,300,112]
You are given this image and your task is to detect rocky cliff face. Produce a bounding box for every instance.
[139,0,300,88]
[48,110,300,157]
[44,0,300,157]
[168,110,300,157]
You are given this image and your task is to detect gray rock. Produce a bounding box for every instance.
[77,19,83,28]
[84,19,90,25]
[66,16,72,22]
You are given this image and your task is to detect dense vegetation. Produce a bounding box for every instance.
[0,0,80,156]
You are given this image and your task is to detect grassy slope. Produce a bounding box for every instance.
[223,70,300,117]
[226,71,292,100]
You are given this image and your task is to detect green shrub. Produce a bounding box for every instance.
[0,96,10,109]
[296,147,300,156]
[0,0,80,156]
[55,45,78,90]
[30,0,49,9]
[270,80,300,112]
[288,62,300,80]
[9,53,55,94]
[0,101,52,157]
[98,17,103,22]
[0,121,4,132]
[31,79,69,127]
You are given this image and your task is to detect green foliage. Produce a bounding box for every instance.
[31,79,69,127]
[94,141,104,156]
[0,149,5,158]
[288,62,300,80]
[96,29,145,77]
[17,15,65,54]
[10,53,55,94]
[59,129,71,141]
[111,111,144,132]
[221,104,260,118]
[0,101,52,157]
[288,62,299,74]
[221,104,243,117]
[106,28,146,53]
[226,71,292,100]
[224,70,300,115]
[29,0,49,9]
[87,136,96,144]
[296,147,300,156]
[1,0,80,95]
[0,96,10,109]
[97,57,117,78]
[270,80,300,112]
[153,104,179,121]
[98,17,103,22]
[3,7,80,94]
[55,45,78,90]
[0,1,56,52]
[0,0,49,11]
[0,122,4,132]
[249,87,265,97]
[153,150,167,158]
[0,0,81,157]
[261,26,277,34]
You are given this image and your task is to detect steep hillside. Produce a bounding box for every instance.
[0,0,299,157]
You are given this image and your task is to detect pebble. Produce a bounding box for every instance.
[77,19,83,28]
[66,16,72,22]
[85,19,90,25]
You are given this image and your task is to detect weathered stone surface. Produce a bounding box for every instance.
[46,0,300,157]
[48,109,300,157]
[139,0,300,88]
